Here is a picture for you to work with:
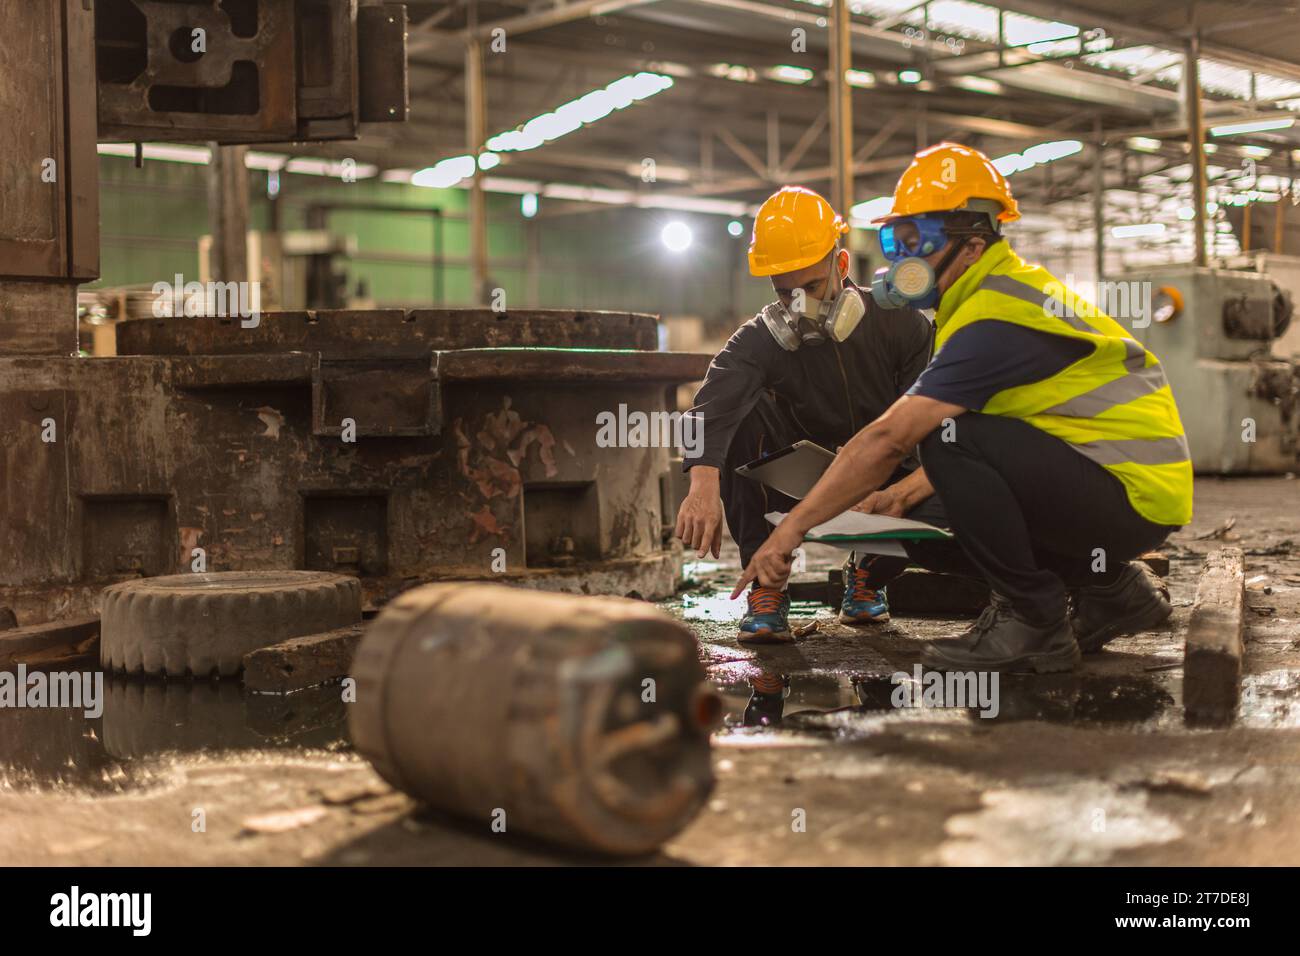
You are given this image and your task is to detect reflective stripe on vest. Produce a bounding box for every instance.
[938,258,1192,527]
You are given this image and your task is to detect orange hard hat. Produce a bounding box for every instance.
[748,186,849,277]
[873,142,1020,225]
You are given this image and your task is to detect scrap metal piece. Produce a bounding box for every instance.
[350,583,717,856]
[357,3,409,123]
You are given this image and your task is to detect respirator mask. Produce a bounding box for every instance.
[759,257,866,351]
[870,213,989,311]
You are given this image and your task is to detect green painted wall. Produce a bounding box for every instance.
[93,155,771,333]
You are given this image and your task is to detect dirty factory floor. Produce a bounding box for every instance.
[2,476,1298,867]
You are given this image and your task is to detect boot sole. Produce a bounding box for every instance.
[1075,599,1172,653]
[737,628,794,646]
[921,641,1080,674]
[838,611,891,625]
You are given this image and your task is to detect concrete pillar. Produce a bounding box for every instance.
[207,144,250,284]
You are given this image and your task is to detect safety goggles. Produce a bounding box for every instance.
[877,214,951,262]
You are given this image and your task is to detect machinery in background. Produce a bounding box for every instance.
[1123,265,1298,474]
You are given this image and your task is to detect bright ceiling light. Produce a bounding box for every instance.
[412,155,476,189]
[521,193,538,219]
[727,220,745,237]
[845,69,876,88]
[486,72,673,154]
[1127,137,1162,152]
[1210,117,1296,136]
[1240,145,1273,158]
[767,65,815,84]
[476,152,500,170]
[1111,223,1166,238]
[953,75,1004,95]
[898,69,923,84]
[661,221,693,252]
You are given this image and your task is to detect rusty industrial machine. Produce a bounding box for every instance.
[0,1,709,626]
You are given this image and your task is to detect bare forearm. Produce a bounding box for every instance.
[893,466,934,510]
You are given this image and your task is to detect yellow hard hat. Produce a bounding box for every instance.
[748,186,849,277]
[873,142,1020,225]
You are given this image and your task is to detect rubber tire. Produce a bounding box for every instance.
[100,571,362,677]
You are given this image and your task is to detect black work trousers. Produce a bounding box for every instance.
[909,412,1180,626]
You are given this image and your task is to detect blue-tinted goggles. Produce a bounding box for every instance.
[877,215,950,262]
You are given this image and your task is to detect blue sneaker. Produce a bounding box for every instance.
[738,586,792,644]
[839,563,891,624]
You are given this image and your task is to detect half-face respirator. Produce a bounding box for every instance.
[759,273,866,351]
[870,213,980,311]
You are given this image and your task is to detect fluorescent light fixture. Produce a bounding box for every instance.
[898,69,923,84]
[1202,143,1219,154]
[97,143,210,164]
[953,75,1004,95]
[849,195,894,226]
[1023,140,1083,164]
[1111,223,1166,238]
[477,152,501,170]
[727,220,745,237]
[661,221,693,252]
[767,65,815,84]
[521,193,538,219]
[1240,145,1272,159]
[1127,137,1162,153]
[708,63,758,83]
[486,72,673,153]
[411,155,476,189]
[1210,117,1296,136]
[845,69,876,88]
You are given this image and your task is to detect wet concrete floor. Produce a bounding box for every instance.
[1,476,1297,865]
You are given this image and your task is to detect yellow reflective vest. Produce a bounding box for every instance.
[933,242,1193,527]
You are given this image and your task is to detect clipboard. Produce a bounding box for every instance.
[735,440,837,500]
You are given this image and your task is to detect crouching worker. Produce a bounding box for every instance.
[733,144,1191,672]
[675,186,940,644]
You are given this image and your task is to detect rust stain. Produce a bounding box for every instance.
[453,396,560,547]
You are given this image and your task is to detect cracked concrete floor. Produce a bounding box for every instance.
[1,476,1297,866]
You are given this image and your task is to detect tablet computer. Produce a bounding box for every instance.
[735,440,837,500]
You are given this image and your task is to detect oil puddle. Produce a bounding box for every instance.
[0,674,349,793]
[713,669,1178,736]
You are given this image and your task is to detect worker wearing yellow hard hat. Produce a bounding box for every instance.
[677,185,944,647]
[735,143,1193,673]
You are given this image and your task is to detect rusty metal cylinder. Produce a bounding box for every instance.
[349,583,717,856]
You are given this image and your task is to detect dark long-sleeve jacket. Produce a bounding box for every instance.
[685,280,934,470]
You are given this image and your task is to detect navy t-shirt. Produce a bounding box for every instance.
[907,320,1092,410]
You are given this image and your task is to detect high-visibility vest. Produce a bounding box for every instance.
[934,242,1193,527]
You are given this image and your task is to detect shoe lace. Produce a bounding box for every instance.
[850,566,879,603]
[749,586,785,615]
[965,594,1013,646]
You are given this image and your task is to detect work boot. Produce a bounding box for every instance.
[742,673,789,726]
[920,593,1079,673]
[737,586,792,644]
[1071,561,1172,653]
[839,560,891,625]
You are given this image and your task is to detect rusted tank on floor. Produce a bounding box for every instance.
[0,308,709,624]
[349,583,718,857]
